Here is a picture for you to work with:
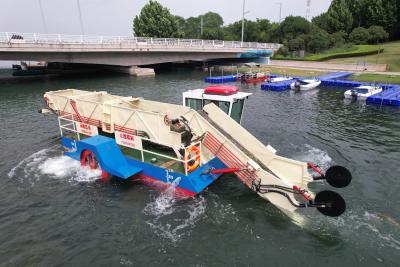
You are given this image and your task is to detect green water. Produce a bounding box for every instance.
[0,70,399,266]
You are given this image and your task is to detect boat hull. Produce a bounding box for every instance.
[344,87,382,101]
[61,136,227,196]
[290,80,321,91]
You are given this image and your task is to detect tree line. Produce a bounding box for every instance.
[133,0,400,55]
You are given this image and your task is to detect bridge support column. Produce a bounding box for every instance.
[107,66,155,76]
[128,66,155,76]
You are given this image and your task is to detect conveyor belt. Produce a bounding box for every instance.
[199,111,271,173]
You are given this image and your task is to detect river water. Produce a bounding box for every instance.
[0,70,399,266]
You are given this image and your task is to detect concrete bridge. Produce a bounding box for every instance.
[0,32,281,75]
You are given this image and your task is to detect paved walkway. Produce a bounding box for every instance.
[269,60,388,72]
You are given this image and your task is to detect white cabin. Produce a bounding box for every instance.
[182,85,252,124]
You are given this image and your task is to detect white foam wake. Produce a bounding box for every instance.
[307,209,400,251]
[8,146,101,184]
[143,177,207,242]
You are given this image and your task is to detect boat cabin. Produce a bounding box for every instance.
[182,85,252,124]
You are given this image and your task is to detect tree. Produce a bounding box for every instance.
[133,1,182,38]
[202,12,224,30]
[312,13,329,32]
[330,31,348,46]
[202,29,224,40]
[276,46,289,57]
[364,0,397,35]
[308,28,331,52]
[223,21,242,41]
[349,27,370,44]
[325,0,353,33]
[272,16,311,43]
[174,16,186,38]
[184,17,201,39]
[288,37,305,52]
[182,12,224,39]
[368,25,389,43]
[254,19,273,42]
[344,0,365,28]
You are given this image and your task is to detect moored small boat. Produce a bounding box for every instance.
[290,79,321,91]
[344,85,383,101]
[238,72,268,83]
[12,61,47,76]
[268,76,293,83]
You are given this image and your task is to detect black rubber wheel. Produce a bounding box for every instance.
[315,190,346,217]
[325,165,352,188]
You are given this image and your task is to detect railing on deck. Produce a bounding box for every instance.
[57,114,202,176]
[0,32,282,50]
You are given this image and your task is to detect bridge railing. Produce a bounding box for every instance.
[0,32,282,50]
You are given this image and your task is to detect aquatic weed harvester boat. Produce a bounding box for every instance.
[41,85,352,218]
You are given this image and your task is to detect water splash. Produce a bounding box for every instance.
[8,146,101,184]
[143,177,181,217]
[143,178,207,242]
[293,144,333,171]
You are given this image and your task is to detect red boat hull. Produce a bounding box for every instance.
[244,76,267,83]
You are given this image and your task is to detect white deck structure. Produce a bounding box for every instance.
[44,89,314,216]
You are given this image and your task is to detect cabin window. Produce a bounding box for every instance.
[204,100,230,115]
[230,99,244,123]
[185,98,202,111]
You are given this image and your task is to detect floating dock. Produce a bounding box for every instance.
[321,79,364,87]
[261,79,294,91]
[318,72,353,81]
[205,70,400,107]
[366,85,400,106]
[205,75,237,83]
[261,72,353,92]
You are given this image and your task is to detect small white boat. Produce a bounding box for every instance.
[344,85,383,101]
[290,79,321,91]
[269,76,293,83]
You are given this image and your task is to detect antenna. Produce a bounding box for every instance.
[306,0,311,21]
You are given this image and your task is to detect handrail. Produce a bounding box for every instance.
[0,32,282,50]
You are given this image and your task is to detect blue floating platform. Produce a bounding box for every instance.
[318,72,353,81]
[321,79,364,88]
[261,79,293,91]
[366,86,400,106]
[258,70,400,107]
[205,75,237,83]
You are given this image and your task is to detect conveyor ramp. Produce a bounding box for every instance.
[200,104,309,187]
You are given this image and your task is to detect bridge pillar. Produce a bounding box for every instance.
[128,66,155,76]
[106,66,155,76]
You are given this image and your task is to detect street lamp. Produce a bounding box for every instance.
[241,0,250,46]
[200,15,203,36]
[275,2,282,22]
[77,0,85,35]
[38,0,47,33]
